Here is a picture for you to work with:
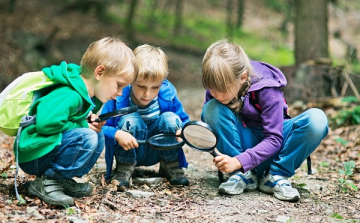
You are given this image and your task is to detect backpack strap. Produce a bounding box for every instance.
[248,90,312,175]
[14,115,36,204]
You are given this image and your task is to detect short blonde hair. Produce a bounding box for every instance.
[133,44,168,82]
[202,39,253,112]
[80,37,137,81]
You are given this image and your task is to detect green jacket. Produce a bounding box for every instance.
[15,61,102,163]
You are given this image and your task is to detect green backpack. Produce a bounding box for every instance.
[0,71,58,136]
[0,71,59,204]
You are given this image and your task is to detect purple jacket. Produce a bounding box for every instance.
[205,61,289,172]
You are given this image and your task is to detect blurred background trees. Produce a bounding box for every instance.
[0,0,359,103]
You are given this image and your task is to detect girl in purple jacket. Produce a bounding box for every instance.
[201,39,329,201]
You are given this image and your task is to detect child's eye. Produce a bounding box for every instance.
[117,85,122,88]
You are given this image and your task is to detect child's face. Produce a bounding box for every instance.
[209,89,236,105]
[131,78,163,107]
[94,72,134,103]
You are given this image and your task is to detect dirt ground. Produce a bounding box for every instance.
[0,80,359,223]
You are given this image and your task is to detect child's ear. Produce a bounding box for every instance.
[94,65,105,80]
[240,72,248,81]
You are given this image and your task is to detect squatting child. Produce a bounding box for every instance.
[102,44,190,188]
[201,39,329,201]
[16,37,137,206]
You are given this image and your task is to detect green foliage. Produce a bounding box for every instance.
[17,195,26,206]
[107,1,295,67]
[338,161,358,192]
[330,212,344,219]
[1,172,8,178]
[265,0,290,12]
[64,205,76,216]
[330,97,360,128]
[319,162,330,167]
[335,137,348,146]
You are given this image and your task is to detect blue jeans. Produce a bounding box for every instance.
[20,128,104,180]
[114,112,182,166]
[201,99,329,178]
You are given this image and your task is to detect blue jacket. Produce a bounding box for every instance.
[102,79,190,179]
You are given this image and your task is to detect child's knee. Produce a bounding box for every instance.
[158,112,182,132]
[307,108,329,137]
[118,113,146,131]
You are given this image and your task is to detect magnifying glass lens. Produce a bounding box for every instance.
[182,125,217,150]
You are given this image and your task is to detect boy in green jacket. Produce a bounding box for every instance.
[15,37,137,206]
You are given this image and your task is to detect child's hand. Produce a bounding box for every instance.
[175,129,182,136]
[213,150,243,173]
[115,130,139,151]
[88,114,106,132]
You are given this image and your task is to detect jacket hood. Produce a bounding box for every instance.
[249,61,287,92]
[42,61,93,106]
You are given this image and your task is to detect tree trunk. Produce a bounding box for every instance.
[294,0,329,65]
[173,0,184,36]
[125,0,138,41]
[226,0,234,38]
[236,0,244,29]
[147,0,159,27]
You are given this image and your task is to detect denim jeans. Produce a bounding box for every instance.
[201,99,329,178]
[20,128,104,180]
[114,112,182,166]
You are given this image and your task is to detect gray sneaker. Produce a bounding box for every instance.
[60,179,93,198]
[259,173,300,201]
[219,170,258,195]
[28,177,74,206]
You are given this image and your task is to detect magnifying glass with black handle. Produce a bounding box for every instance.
[137,120,224,183]
[93,106,138,122]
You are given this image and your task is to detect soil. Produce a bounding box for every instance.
[0,1,359,223]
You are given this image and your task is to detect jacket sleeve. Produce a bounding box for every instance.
[101,99,118,144]
[235,87,284,172]
[172,95,190,126]
[34,88,87,135]
[101,99,118,180]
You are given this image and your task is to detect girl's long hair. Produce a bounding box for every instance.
[202,39,253,113]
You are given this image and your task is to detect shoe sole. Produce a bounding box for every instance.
[29,185,74,206]
[219,184,258,195]
[65,186,93,198]
[259,185,300,201]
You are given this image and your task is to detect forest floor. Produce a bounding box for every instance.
[0,90,360,223]
[0,0,360,222]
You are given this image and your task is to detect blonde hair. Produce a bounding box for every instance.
[80,37,137,81]
[133,44,168,82]
[202,39,253,113]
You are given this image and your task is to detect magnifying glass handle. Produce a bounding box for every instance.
[137,140,147,144]
[210,150,219,157]
[210,150,225,182]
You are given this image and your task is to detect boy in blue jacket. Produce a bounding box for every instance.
[102,44,190,188]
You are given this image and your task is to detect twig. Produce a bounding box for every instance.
[342,70,360,100]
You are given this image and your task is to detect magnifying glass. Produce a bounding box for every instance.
[95,106,138,122]
[137,120,224,182]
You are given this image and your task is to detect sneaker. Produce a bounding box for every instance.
[159,160,189,186]
[112,161,137,187]
[60,179,93,198]
[259,173,300,201]
[28,176,74,206]
[218,170,258,195]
